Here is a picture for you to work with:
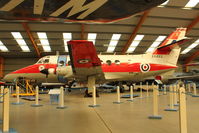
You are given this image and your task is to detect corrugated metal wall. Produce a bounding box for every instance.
[4,58,38,75]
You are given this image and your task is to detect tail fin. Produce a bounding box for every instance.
[153,28,187,55]
[152,28,189,66]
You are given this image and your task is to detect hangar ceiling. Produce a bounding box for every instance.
[0,0,198,64]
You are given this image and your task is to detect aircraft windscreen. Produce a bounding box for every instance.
[36,58,49,64]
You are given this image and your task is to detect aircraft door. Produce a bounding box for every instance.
[57,56,67,83]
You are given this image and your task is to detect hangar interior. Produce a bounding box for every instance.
[0,0,199,133]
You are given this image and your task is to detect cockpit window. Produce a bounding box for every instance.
[44,59,49,63]
[37,58,49,64]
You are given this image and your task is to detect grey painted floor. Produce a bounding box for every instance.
[0,90,199,133]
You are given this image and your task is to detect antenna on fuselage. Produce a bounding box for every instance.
[56,51,59,56]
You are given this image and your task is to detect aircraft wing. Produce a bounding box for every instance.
[0,0,166,23]
[67,40,105,83]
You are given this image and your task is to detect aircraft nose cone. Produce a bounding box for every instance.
[3,74,11,82]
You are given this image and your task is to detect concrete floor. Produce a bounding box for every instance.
[0,90,199,133]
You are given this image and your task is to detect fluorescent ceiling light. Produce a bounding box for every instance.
[11,32,30,52]
[158,0,169,7]
[63,33,72,52]
[20,46,30,52]
[111,34,121,40]
[11,32,22,39]
[126,34,144,53]
[88,33,97,45]
[37,32,51,52]
[106,34,121,53]
[146,48,155,53]
[134,35,144,41]
[126,47,136,53]
[184,0,199,9]
[107,46,115,53]
[0,41,8,52]
[181,39,199,54]
[146,36,166,53]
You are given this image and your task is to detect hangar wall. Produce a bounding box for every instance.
[4,58,37,75]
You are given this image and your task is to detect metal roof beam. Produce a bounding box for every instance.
[81,24,85,40]
[0,57,4,78]
[22,22,41,58]
[121,10,150,54]
[184,15,199,64]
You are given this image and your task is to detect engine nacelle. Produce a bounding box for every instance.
[56,66,73,77]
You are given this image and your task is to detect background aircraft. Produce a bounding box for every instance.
[3,28,189,96]
[0,0,166,23]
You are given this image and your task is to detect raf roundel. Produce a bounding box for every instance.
[39,65,45,71]
[140,63,150,73]
[78,59,90,64]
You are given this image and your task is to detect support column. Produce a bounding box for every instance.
[148,83,162,119]
[165,85,177,111]
[188,84,191,93]
[12,85,24,105]
[57,86,67,109]
[113,86,122,104]
[31,86,43,107]
[179,87,187,133]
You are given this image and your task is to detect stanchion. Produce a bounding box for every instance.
[1,88,17,133]
[140,82,143,98]
[174,84,179,106]
[0,86,4,103]
[88,76,99,107]
[179,86,187,133]
[188,84,191,93]
[127,85,133,102]
[146,82,149,97]
[148,83,162,119]
[31,86,43,107]
[12,85,24,105]
[165,85,177,111]
[57,86,67,109]
[113,86,122,104]
[192,83,199,97]
[163,85,167,95]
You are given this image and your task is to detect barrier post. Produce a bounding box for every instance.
[148,83,162,119]
[113,86,122,104]
[163,85,167,95]
[146,82,149,97]
[140,82,143,98]
[174,85,179,106]
[127,85,133,102]
[165,85,177,111]
[2,88,9,132]
[192,83,199,97]
[31,86,43,107]
[12,85,24,105]
[57,86,67,109]
[0,86,4,103]
[179,87,187,133]
[188,84,191,93]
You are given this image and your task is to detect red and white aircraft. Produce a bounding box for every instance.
[4,28,188,94]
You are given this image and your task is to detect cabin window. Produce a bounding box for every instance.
[68,61,71,66]
[115,60,120,65]
[59,60,65,66]
[106,60,112,65]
